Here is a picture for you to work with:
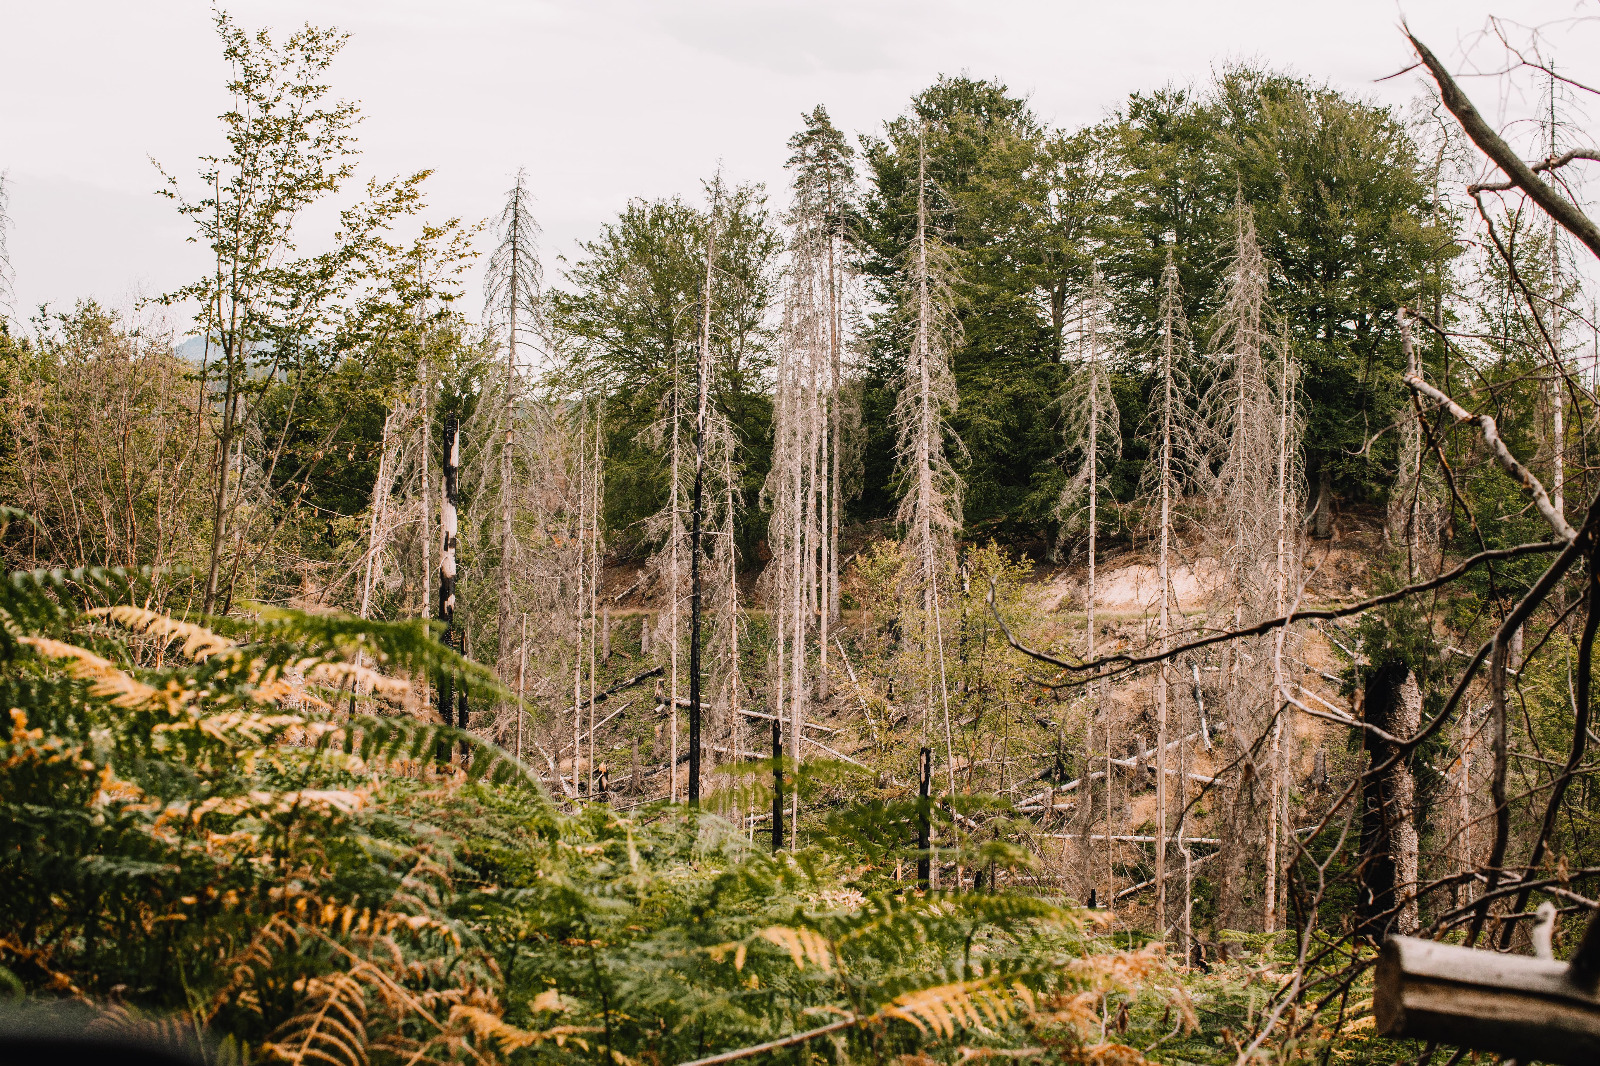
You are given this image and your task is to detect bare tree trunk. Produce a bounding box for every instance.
[589,421,600,797]
[827,173,843,629]
[917,745,932,886]
[1457,710,1475,907]
[670,376,681,803]
[1357,662,1415,939]
[499,217,520,686]
[574,416,586,796]
[419,365,431,620]
[516,612,527,760]
[723,441,742,804]
[1552,213,1567,520]
[361,409,395,620]
[1152,256,1182,939]
[1106,720,1116,909]
[1265,325,1295,933]
[201,333,239,614]
[1394,670,1422,934]
[817,383,831,702]
[788,396,805,848]
[1155,357,1171,940]
[689,189,718,806]
[1312,467,1333,540]
[771,717,785,852]
[438,416,460,753]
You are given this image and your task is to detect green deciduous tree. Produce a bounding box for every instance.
[551,186,780,549]
[157,11,449,614]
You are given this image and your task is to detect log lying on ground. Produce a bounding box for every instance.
[590,665,664,706]
[1375,911,1600,1065]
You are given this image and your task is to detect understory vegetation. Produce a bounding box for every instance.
[4,7,1600,1065]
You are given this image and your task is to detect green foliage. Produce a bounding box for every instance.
[0,555,526,1058]
[851,66,1454,541]
[0,546,1232,1065]
[551,187,781,553]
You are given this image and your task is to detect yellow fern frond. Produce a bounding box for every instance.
[307,661,410,699]
[267,971,370,1066]
[530,988,565,1013]
[758,926,835,972]
[706,941,753,971]
[20,636,164,709]
[153,709,305,747]
[878,978,1027,1039]
[89,606,234,661]
[448,1005,603,1051]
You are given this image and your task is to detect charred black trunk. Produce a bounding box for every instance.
[1357,660,1410,940]
[437,417,461,765]
[917,745,932,886]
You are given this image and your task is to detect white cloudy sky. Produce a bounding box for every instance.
[1,0,1594,331]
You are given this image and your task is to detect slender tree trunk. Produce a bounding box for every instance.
[438,416,460,757]
[1457,712,1474,905]
[361,409,394,620]
[419,365,431,620]
[771,717,785,852]
[589,424,600,797]
[689,202,717,806]
[1106,720,1115,909]
[516,612,527,760]
[1155,364,1171,939]
[917,745,932,886]
[1265,329,1294,933]
[1393,670,1422,934]
[574,416,586,796]
[817,385,831,702]
[499,206,520,687]
[788,396,805,847]
[723,440,742,807]
[1552,214,1566,519]
[202,337,238,615]
[917,139,935,752]
[827,180,843,628]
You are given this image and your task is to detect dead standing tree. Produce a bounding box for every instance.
[0,171,13,324]
[895,128,963,876]
[761,128,855,840]
[763,253,825,844]
[687,175,724,806]
[787,106,858,689]
[642,341,691,803]
[1136,250,1205,937]
[1054,267,1122,906]
[1203,201,1297,932]
[481,169,545,708]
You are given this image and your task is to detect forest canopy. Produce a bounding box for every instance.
[2,8,1599,1066]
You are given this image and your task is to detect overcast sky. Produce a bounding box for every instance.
[1,1,1593,333]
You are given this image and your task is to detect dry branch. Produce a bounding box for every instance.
[1409,32,1600,263]
[983,540,1561,684]
[1401,314,1575,543]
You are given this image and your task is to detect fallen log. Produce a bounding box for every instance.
[1375,908,1600,1065]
